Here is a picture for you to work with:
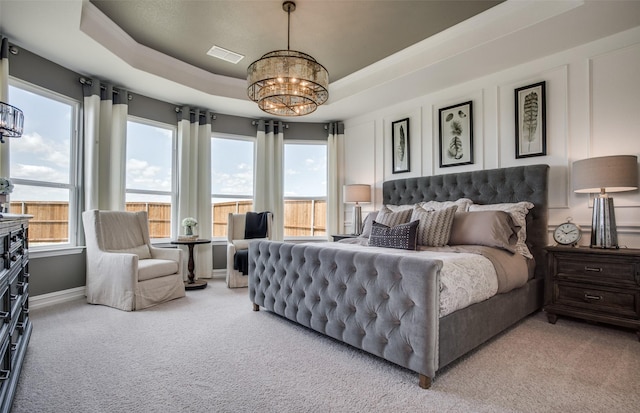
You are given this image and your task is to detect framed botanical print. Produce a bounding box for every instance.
[439,101,473,167]
[515,81,546,158]
[392,118,410,173]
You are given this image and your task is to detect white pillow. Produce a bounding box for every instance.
[419,198,473,213]
[468,202,534,258]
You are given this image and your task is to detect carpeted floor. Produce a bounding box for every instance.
[12,279,640,413]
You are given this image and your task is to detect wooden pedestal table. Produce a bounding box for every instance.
[170,238,212,290]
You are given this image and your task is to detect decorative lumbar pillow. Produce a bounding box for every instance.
[449,211,520,253]
[375,206,412,228]
[468,201,534,258]
[368,220,419,250]
[108,244,152,260]
[410,204,458,247]
[419,198,473,213]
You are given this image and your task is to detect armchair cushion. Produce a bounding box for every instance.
[107,244,152,260]
[231,238,267,251]
[138,259,180,282]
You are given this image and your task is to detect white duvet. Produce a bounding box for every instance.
[311,241,498,317]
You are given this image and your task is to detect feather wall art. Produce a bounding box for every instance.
[522,91,539,151]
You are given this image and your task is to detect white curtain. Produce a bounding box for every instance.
[0,37,11,178]
[81,80,128,211]
[327,122,345,238]
[254,120,284,241]
[177,107,213,279]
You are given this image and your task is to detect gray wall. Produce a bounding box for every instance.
[7,43,328,296]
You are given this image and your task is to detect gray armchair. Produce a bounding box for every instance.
[82,210,185,311]
[226,212,273,288]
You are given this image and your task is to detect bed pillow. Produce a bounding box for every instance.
[468,202,534,258]
[410,205,458,246]
[375,205,412,228]
[448,211,520,253]
[385,204,416,212]
[368,220,419,250]
[359,210,379,238]
[419,198,473,213]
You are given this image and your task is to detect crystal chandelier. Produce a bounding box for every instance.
[247,1,329,117]
[0,101,24,143]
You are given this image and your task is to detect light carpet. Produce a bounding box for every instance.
[12,279,640,413]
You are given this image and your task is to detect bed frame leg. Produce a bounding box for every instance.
[418,374,432,389]
[252,303,260,312]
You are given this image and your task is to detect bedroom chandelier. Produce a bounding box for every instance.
[247,1,329,117]
[0,101,24,143]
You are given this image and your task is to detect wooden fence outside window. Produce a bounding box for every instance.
[10,200,326,244]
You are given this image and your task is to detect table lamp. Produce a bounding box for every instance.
[572,155,638,248]
[344,184,371,235]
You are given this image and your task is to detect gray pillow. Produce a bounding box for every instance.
[359,210,379,238]
[368,220,419,250]
[410,205,458,247]
[448,211,520,253]
[375,205,412,228]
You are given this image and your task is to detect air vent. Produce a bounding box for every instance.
[206,45,244,64]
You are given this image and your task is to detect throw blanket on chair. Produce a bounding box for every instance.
[234,211,270,276]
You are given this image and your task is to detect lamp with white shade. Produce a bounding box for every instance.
[572,155,638,248]
[344,184,371,235]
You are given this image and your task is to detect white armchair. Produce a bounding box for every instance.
[82,210,185,311]
[226,212,273,288]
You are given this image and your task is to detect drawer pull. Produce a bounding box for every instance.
[0,311,8,323]
[584,266,602,272]
[0,370,9,381]
[584,293,603,301]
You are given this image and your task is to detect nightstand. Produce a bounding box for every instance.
[332,234,358,242]
[545,246,640,341]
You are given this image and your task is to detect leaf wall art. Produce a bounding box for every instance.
[439,101,473,167]
[392,118,410,173]
[515,81,546,158]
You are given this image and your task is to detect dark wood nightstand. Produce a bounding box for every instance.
[545,246,640,341]
[331,234,358,242]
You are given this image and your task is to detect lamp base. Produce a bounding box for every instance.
[352,204,363,235]
[590,195,618,249]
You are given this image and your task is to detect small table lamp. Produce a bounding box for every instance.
[344,184,371,235]
[573,155,638,248]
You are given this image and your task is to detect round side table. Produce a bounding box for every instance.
[170,238,212,290]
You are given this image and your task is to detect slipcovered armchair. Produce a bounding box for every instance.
[226,212,273,288]
[82,210,185,311]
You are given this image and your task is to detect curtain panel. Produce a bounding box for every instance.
[81,80,129,211]
[0,37,11,178]
[327,122,345,238]
[254,120,284,241]
[177,107,213,279]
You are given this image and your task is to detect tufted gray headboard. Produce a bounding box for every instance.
[383,164,549,279]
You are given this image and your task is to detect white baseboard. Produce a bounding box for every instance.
[30,286,86,310]
[212,269,226,279]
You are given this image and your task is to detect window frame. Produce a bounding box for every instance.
[283,139,328,240]
[8,77,81,254]
[125,115,178,242]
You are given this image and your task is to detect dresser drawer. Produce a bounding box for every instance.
[554,281,639,319]
[554,255,638,285]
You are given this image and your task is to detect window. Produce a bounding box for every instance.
[8,80,79,248]
[125,118,176,240]
[211,135,254,237]
[283,142,327,237]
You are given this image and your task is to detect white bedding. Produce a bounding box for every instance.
[310,241,498,317]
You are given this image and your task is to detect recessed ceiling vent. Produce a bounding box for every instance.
[206,45,244,64]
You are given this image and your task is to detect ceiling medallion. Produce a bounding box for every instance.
[247,1,329,117]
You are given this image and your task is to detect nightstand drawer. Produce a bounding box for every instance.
[555,256,637,284]
[554,282,639,319]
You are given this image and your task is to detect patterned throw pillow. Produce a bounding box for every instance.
[375,205,412,228]
[468,202,534,258]
[410,204,458,246]
[368,220,419,250]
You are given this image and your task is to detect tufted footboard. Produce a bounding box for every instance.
[249,240,443,387]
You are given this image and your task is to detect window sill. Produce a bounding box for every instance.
[29,246,85,259]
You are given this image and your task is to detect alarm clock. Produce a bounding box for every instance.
[553,218,582,246]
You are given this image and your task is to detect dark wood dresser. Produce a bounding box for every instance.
[0,215,32,413]
[545,246,640,341]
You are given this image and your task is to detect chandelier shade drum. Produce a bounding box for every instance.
[0,101,24,143]
[247,1,329,117]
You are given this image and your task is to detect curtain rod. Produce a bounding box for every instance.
[79,77,132,100]
[251,120,289,128]
[174,107,216,120]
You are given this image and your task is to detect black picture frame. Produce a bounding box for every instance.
[515,81,546,158]
[439,101,473,168]
[392,118,410,173]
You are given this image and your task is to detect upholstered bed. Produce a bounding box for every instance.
[248,164,549,388]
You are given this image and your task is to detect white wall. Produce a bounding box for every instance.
[342,26,640,248]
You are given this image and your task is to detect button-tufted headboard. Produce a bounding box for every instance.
[382,164,549,279]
